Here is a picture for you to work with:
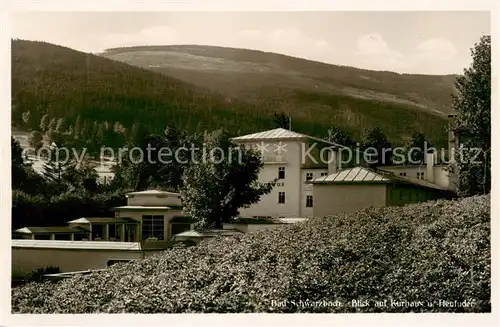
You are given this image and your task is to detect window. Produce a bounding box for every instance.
[306,195,313,207]
[278,192,285,204]
[124,224,137,242]
[108,224,123,241]
[142,215,165,240]
[54,233,71,241]
[399,172,407,177]
[92,224,104,240]
[108,224,116,239]
[34,234,51,240]
[74,233,88,241]
[320,172,328,177]
[278,167,285,179]
[417,172,425,180]
[306,172,313,181]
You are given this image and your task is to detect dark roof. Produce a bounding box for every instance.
[14,226,90,234]
[67,217,139,224]
[87,217,138,224]
[311,166,448,191]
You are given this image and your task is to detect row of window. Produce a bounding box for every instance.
[278,167,328,181]
[278,192,313,207]
[399,171,425,180]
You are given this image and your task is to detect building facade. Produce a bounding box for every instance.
[232,128,341,218]
[13,190,195,244]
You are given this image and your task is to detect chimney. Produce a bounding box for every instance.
[327,148,338,175]
[426,152,435,183]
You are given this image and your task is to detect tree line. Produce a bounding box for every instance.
[12,125,273,230]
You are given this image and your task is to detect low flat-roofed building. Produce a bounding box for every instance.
[11,240,150,276]
[13,226,91,241]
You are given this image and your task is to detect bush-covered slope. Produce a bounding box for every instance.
[12,40,449,147]
[12,195,490,313]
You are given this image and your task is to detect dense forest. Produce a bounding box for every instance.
[103,44,457,115]
[12,39,450,151]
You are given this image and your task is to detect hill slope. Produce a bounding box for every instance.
[12,40,450,147]
[101,45,458,115]
[12,195,490,313]
[11,40,264,138]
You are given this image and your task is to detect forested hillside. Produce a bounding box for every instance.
[12,40,450,149]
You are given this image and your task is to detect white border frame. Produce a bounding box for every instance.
[1,1,498,326]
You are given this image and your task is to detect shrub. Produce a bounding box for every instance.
[11,195,490,313]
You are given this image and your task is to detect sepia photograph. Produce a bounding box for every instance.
[2,1,496,325]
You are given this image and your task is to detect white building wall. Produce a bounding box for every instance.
[378,165,451,190]
[433,167,451,189]
[236,141,303,218]
[300,168,328,217]
[380,165,426,179]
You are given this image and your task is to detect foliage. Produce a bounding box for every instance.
[11,40,449,151]
[449,35,491,196]
[403,131,431,164]
[180,129,274,229]
[326,124,356,147]
[109,125,195,191]
[11,189,128,230]
[273,112,290,129]
[360,126,392,166]
[12,195,490,313]
[28,131,44,152]
[11,137,45,194]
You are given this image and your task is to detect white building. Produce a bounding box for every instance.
[233,128,455,219]
[232,128,341,218]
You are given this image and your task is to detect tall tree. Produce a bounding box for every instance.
[273,112,290,130]
[47,117,57,132]
[21,111,31,126]
[28,130,44,152]
[11,137,27,188]
[449,35,491,196]
[73,115,82,139]
[39,114,49,132]
[62,159,99,194]
[360,126,392,166]
[327,124,355,147]
[113,125,195,191]
[41,141,72,189]
[55,118,66,133]
[180,129,274,229]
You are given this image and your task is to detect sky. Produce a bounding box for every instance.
[11,11,490,75]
